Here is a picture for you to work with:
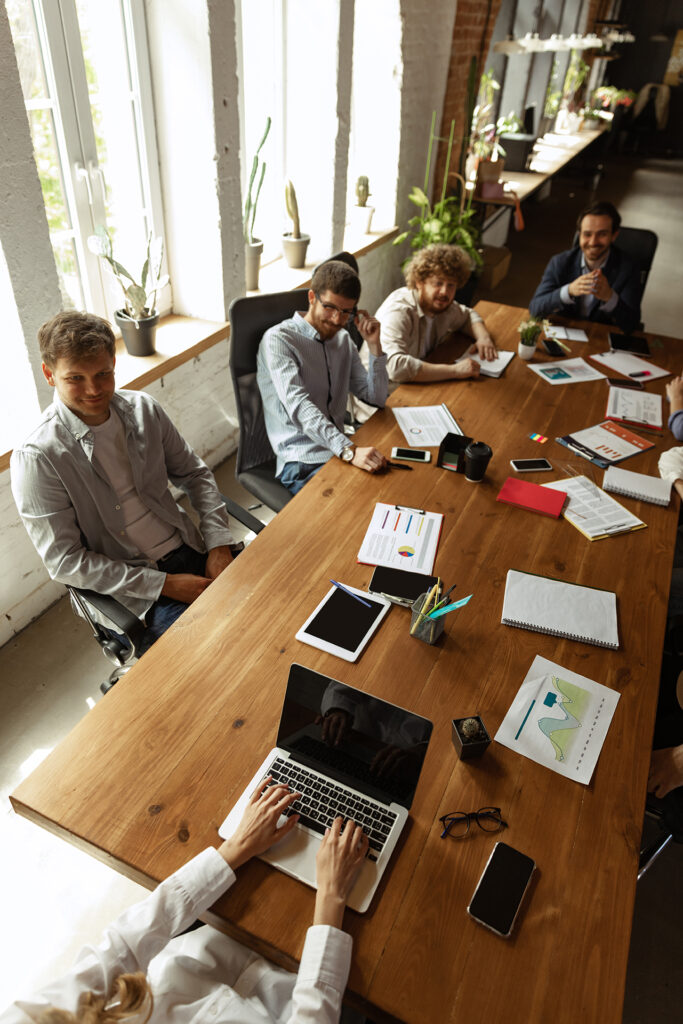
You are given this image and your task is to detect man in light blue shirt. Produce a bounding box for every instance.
[257,260,389,495]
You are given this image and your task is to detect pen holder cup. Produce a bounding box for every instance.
[451,716,491,760]
[410,592,445,645]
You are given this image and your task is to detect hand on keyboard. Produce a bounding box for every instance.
[218,776,301,870]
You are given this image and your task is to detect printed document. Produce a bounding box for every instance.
[392,403,461,447]
[357,502,443,574]
[528,357,605,385]
[495,655,620,784]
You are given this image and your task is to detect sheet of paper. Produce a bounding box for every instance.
[494,655,620,784]
[590,350,670,381]
[528,357,605,385]
[466,349,516,377]
[543,475,644,539]
[545,326,589,342]
[392,403,461,447]
[606,386,662,429]
[357,502,443,574]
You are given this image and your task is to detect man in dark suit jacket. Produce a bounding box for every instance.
[529,201,641,334]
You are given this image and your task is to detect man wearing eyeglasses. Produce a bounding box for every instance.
[257,261,389,495]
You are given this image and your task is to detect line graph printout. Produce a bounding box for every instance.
[494,655,620,784]
[357,503,443,574]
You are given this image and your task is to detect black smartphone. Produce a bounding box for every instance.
[606,377,645,390]
[542,338,566,358]
[467,842,536,938]
[608,332,651,357]
[510,458,552,472]
[368,566,438,606]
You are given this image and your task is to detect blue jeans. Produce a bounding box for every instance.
[278,460,325,495]
[106,543,207,657]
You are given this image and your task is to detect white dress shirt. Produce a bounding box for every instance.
[1,848,352,1024]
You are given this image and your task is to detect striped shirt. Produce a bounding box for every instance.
[257,312,388,473]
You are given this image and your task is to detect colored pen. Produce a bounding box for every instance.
[629,371,650,378]
[427,594,473,619]
[329,579,372,609]
[431,582,457,611]
[386,461,413,470]
[555,338,571,353]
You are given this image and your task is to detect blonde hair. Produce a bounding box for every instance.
[37,972,153,1024]
[404,244,473,290]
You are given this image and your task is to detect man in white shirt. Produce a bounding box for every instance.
[0,779,369,1023]
[374,243,497,387]
[11,311,239,657]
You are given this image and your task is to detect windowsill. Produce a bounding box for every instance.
[0,226,398,472]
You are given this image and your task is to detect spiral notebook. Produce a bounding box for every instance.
[501,570,619,649]
[603,467,672,507]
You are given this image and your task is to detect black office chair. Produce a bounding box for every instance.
[229,289,309,511]
[69,495,265,694]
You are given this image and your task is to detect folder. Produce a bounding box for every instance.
[496,477,567,518]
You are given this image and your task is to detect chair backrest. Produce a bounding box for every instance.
[570,225,658,300]
[229,289,309,474]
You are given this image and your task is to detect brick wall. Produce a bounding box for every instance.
[434,0,503,198]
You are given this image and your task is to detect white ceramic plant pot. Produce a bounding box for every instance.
[245,239,263,291]
[518,340,537,361]
[349,205,375,235]
[282,233,310,269]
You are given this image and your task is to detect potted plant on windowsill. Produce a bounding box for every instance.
[282,179,310,269]
[244,116,271,291]
[349,175,375,235]
[87,227,168,357]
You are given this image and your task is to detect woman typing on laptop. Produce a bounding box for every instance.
[1,780,368,1024]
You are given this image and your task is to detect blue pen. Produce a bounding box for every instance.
[329,579,372,609]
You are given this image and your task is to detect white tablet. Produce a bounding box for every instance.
[295,584,391,662]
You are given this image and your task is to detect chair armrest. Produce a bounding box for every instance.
[221,494,266,535]
[67,586,146,652]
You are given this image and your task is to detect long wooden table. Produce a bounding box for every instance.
[11,303,681,1023]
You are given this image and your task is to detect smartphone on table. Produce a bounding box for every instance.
[510,458,552,472]
[542,338,566,358]
[606,377,645,390]
[391,447,431,463]
[467,841,536,938]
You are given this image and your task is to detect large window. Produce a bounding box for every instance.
[7,0,167,319]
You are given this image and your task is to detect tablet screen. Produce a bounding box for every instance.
[299,587,389,655]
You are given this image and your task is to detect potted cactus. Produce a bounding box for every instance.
[243,116,271,290]
[349,174,375,234]
[282,179,310,268]
[87,226,168,356]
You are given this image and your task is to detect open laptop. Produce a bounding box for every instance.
[219,663,433,912]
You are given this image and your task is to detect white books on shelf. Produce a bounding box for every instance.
[501,569,619,649]
[603,466,672,507]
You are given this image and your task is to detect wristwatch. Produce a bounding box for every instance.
[340,445,355,463]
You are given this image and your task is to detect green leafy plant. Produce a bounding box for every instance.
[87,226,168,320]
[562,51,589,110]
[394,111,482,269]
[544,57,561,118]
[285,179,301,238]
[243,116,271,244]
[517,316,543,345]
[593,86,636,110]
[470,70,509,160]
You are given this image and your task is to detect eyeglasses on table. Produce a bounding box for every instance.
[439,806,508,839]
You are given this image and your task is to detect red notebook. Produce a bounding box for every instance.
[496,477,567,518]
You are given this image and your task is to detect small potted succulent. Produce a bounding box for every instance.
[349,175,374,234]
[282,179,310,268]
[517,316,543,361]
[88,226,168,357]
[243,116,271,290]
[451,715,491,760]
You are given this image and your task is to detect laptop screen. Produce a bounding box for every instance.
[277,664,433,808]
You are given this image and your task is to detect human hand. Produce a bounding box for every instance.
[351,445,388,473]
[356,310,382,353]
[205,545,233,580]
[160,572,212,603]
[314,817,369,928]
[568,271,598,298]
[666,376,683,411]
[451,358,481,380]
[218,778,301,870]
[473,335,497,361]
[591,269,613,303]
[316,708,352,747]
[648,746,683,799]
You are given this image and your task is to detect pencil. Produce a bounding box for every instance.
[410,579,440,637]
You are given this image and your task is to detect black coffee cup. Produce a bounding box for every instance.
[464,441,492,482]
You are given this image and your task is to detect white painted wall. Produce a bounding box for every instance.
[0,0,456,647]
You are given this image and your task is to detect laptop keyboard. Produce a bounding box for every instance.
[267,756,397,862]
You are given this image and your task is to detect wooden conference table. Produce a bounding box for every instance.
[11,302,682,1023]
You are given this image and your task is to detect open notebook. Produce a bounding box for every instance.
[501,569,619,649]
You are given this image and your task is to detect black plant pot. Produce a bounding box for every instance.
[114,309,158,357]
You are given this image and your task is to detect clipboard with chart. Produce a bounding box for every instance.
[357,502,443,575]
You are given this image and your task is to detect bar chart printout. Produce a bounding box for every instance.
[357,502,443,574]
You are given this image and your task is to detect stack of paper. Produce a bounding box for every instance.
[528,358,605,385]
[590,350,670,381]
[543,475,645,540]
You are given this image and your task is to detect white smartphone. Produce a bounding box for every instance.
[467,841,536,938]
[391,446,431,463]
[510,458,552,472]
